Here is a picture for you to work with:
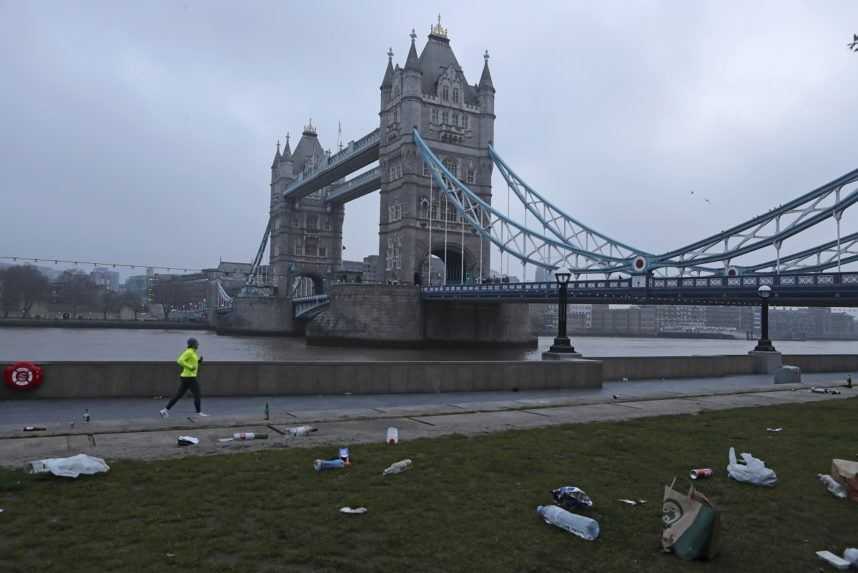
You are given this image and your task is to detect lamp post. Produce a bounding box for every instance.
[754,284,776,352]
[549,271,576,353]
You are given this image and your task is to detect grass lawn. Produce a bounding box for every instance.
[1,398,857,572]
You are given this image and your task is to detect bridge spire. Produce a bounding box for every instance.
[381,47,394,89]
[405,29,420,71]
[479,49,494,92]
[282,132,291,159]
[271,139,282,167]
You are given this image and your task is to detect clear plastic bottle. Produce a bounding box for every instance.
[314,458,345,472]
[382,459,412,476]
[288,425,317,437]
[536,504,600,541]
[386,427,399,445]
[817,474,847,498]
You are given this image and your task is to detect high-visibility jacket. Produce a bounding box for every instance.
[177,348,200,378]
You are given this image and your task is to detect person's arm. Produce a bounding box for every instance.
[177,350,193,370]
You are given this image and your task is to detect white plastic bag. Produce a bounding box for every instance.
[726,447,777,487]
[29,454,110,478]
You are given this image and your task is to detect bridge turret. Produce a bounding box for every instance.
[478,50,495,147]
[380,47,394,108]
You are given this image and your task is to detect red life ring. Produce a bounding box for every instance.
[3,362,44,391]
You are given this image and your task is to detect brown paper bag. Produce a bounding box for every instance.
[831,459,858,502]
[662,479,721,561]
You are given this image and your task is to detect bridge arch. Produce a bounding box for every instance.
[289,273,325,298]
[418,243,479,285]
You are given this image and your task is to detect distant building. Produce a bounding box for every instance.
[363,255,381,283]
[90,267,120,291]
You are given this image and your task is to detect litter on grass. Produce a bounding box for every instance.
[727,447,777,487]
[831,459,858,501]
[382,459,412,476]
[29,454,110,478]
[339,506,368,514]
[287,426,317,437]
[816,550,851,570]
[662,480,721,561]
[618,499,647,506]
[314,458,345,472]
[818,474,848,499]
[766,427,783,432]
[551,486,593,510]
[177,436,199,446]
[844,548,858,566]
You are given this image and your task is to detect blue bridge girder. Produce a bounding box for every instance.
[283,129,380,202]
[421,272,858,307]
[292,294,331,320]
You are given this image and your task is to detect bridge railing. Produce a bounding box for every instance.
[650,272,858,289]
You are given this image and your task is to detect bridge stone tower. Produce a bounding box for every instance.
[377,21,495,284]
[269,123,345,297]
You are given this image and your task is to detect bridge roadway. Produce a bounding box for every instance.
[420,271,858,307]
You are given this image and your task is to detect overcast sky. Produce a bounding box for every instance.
[1,1,857,279]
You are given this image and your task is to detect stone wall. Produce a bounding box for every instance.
[212,297,300,336]
[0,360,602,399]
[423,301,535,347]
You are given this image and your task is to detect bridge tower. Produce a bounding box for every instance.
[377,20,495,284]
[269,123,345,298]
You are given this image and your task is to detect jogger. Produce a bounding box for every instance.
[160,337,208,417]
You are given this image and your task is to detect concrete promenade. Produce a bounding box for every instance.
[0,372,854,468]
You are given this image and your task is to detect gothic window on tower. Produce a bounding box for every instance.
[431,108,438,123]
[306,215,318,230]
[393,108,399,124]
[453,87,459,103]
[386,239,394,271]
[422,161,430,177]
[318,246,327,258]
[442,85,449,101]
[464,114,470,129]
[466,167,475,185]
[305,237,319,257]
[452,112,459,127]
[441,110,448,124]
[393,84,400,98]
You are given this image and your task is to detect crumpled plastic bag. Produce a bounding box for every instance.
[551,486,594,510]
[29,454,110,478]
[726,447,777,487]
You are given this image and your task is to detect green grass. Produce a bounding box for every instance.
[1,399,857,572]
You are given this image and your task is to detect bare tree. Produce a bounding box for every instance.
[0,265,50,318]
[118,291,144,320]
[99,290,122,319]
[59,270,98,318]
[152,278,188,320]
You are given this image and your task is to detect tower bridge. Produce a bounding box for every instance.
[210,20,858,348]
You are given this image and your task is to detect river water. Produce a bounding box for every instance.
[0,327,855,361]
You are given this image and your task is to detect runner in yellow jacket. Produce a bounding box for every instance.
[160,338,208,417]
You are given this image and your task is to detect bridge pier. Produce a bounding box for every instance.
[305,284,536,348]
[212,296,303,336]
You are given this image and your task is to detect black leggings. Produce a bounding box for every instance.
[166,377,201,413]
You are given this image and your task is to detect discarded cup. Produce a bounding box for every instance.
[551,486,593,510]
[386,427,399,445]
[339,506,367,514]
[287,426,318,437]
[23,426,46,432]
[383,459,412,476]
[233,432,268,441]
[177,436,199,447]
[844,548,858,566]
[314,458,345,472]
[339,447,351,465]
[536,504,600,541]
[690,468,713,480]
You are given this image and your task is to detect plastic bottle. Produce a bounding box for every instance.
[314,458,345,472]
[817,474,847,498]
[382,459,412,476]
[83,409,90,423]
[386,427,399,445]
[536,505,600,541]
[288,426,318,437]
[843,548,858,566]
[233,432,268,441]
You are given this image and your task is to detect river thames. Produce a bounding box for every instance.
[0,327,856,361]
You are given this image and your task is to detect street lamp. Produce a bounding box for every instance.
[754,284,776,352]
[549,271,576,353]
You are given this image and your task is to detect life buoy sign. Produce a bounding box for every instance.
[3,362,44,391]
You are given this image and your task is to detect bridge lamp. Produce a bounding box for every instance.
[549,271,576,353]
[754,284,776,352]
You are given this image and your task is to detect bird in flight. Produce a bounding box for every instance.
[849,34,858,52]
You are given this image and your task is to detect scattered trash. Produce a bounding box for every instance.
[727,447,777,487]
[177,436,199,447]
[844,548,858,566]
[831,459,858,501]
[689,468,713,480]
[69,421,75,430]
[339,506,367,514]
[662,479,721,561]
[765,427,783,432]
[816,550,851,570]
[314,458,345,472]
[29,454,110,478]
[386,427,399,445]
[774,365,801,384]
[343,392,353,396]
[618,499,647,506]
[83,409,91,423]
[612,394,619,400]
[817,474,847,499]
[382,459,412,476]
[621,377,629,382]
[551,486,593,510]
[233,432,268,441]
[536,504,600,541]
[23,426,46,432]
[264,401,270,421]
[165,553,175,558]
[0,509,4,513]
[287,425,318,437]
[152,395,166,400]
[847,376,853,389]
[339,447,351,465]
[217,438,234,443]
